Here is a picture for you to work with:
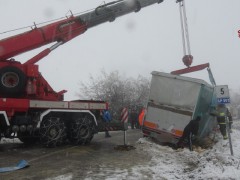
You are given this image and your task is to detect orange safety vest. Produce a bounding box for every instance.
[138,109,145,126]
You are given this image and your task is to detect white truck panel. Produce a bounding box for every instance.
[146,106,191,132]
[30,100,107,110]
[30,100,68,108]
[143,71,215,143]
[150,71,208,109]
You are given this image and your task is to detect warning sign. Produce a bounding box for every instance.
[215,85,230,104]
[120,107,128,123]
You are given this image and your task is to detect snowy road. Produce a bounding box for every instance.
[0,129,149,180]
[1,121,240,180]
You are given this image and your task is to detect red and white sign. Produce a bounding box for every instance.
[121,107,128,123]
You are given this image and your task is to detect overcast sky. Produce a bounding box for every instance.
[0,0,239,100]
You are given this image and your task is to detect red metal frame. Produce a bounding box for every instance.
[0,16,87,61]
[0,15,87,101]
[0,98,108,119]
[0,0,162,102]
[0,98,29,117]
[171,63,210,75]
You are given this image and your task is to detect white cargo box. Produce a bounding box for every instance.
[142,71,216,144]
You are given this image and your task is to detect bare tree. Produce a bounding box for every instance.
[77,69,150,119]
[229,89,240,118]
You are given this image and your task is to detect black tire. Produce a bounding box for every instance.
[40,117,67,147]
[85,134,94,145]
[68,115,95,145]
[18,131,40,145]
[0,66,26,96]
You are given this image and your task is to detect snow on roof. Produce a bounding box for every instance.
[151,71,213,88]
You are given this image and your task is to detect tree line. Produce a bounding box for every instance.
[77,69,150,120]
[77,69,240,120]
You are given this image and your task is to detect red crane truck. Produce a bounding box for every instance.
[0,0,163,147]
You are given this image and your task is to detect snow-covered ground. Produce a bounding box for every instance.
[49,120,240,180]
[135,120,240,180]
[3,121,240,180]
[133,132,240,179]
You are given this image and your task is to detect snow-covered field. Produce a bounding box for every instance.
[131,120,240,180]
[133,131,240,179]
[2,121,240,180]
[53,120,240,180]
[134,120,240,180]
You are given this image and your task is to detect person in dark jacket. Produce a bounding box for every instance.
[176,116,201,151]
[130,111,138,129]
[102,110,112,137]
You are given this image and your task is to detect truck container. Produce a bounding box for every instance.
[142,71,217,144]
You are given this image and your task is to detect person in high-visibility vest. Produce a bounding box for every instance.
[215,104,233,139]
[138,108,145,127]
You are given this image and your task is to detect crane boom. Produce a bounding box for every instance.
[0,0,163,100]
[0,0,163,62]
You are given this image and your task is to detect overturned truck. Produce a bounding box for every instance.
[142,71,217,144]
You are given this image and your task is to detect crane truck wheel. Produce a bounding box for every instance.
[0,66,26,97]
[39,116,67,147]
[67,114,95,145]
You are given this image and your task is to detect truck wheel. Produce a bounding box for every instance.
[40,117,67,147]
[0,66,26,96]
[18,132,39,145]
[68,115,95,145]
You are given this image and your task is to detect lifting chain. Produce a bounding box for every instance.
[177,0,193,67]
